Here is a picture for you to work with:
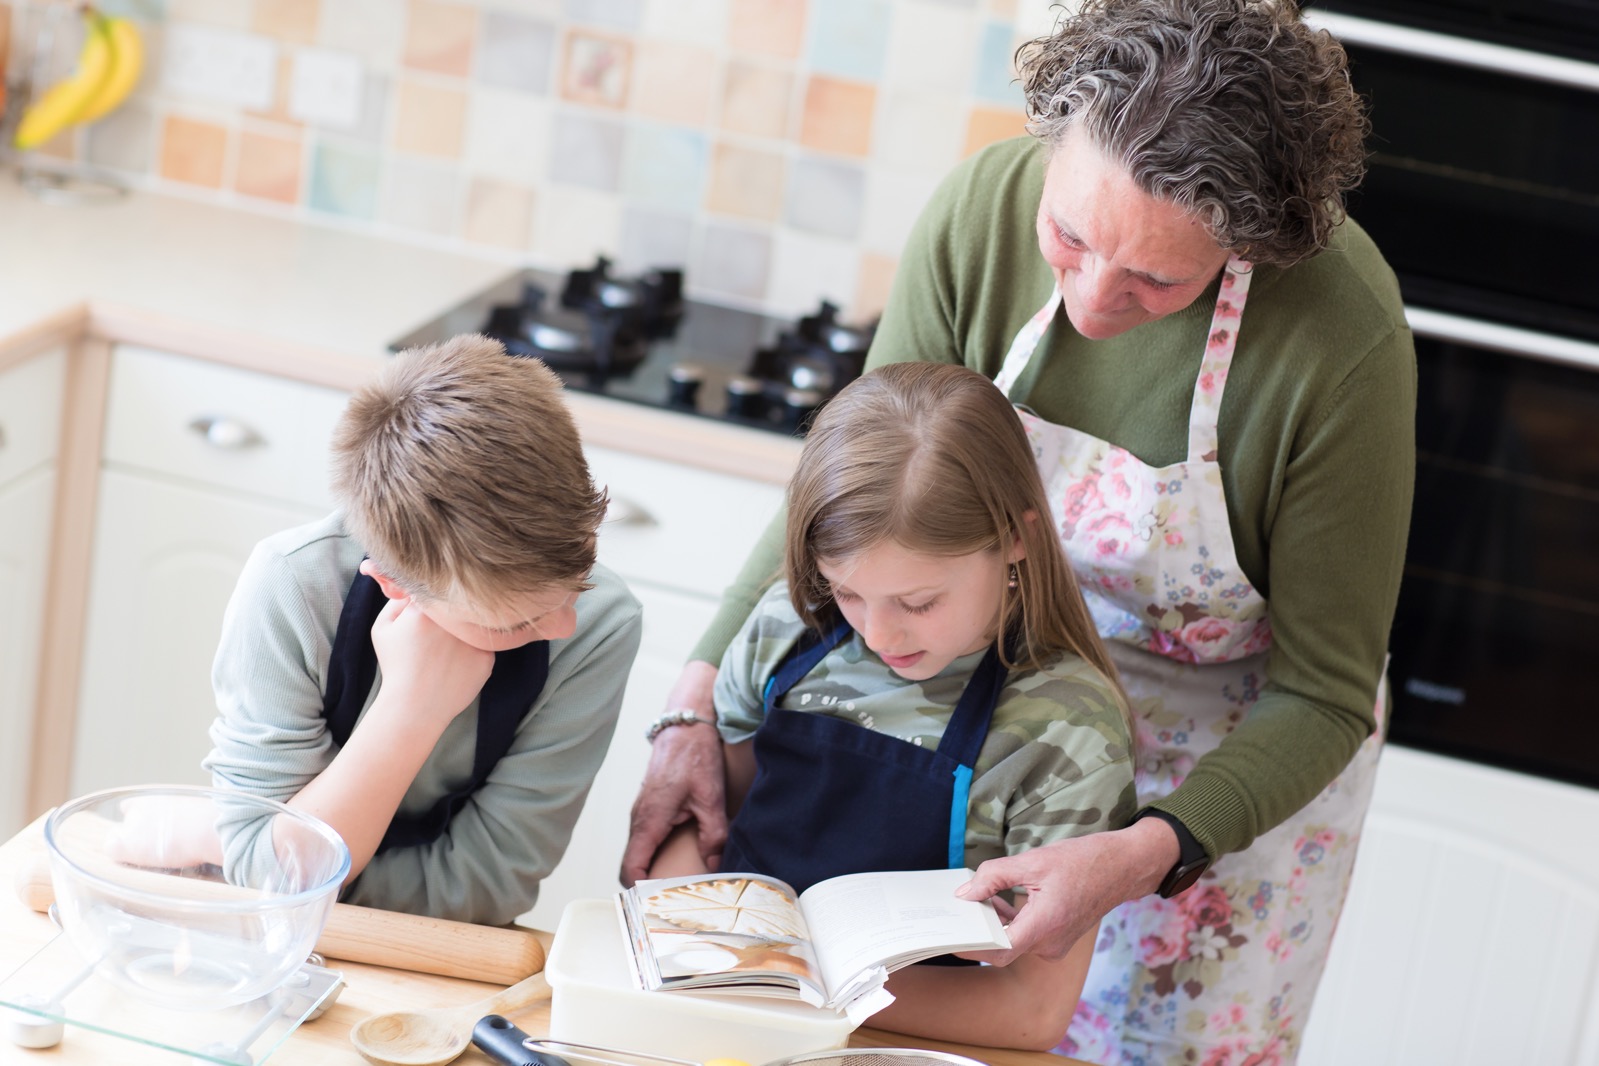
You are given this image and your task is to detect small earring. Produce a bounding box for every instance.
[1007,563,1019,589]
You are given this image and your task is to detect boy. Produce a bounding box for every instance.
[204,334,642,925]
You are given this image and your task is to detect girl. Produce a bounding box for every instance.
[649,362,1137,1050]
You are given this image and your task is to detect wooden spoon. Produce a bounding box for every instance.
[349,970,553,1066]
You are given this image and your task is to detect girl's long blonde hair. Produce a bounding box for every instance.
[785,361,1124,697]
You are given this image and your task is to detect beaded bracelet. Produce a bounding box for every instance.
[644,707,712,742]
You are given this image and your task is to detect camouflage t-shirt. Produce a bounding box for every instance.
[715,583,1139,868]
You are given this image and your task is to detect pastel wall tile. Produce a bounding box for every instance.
[874,88,961,171]
[100,0,167,16]
[159,115,229,188]
[319,0,406,66]
[549,110,624,190]
[381,157,462,235]
[253,0,321,44]
[403,0,477,77]
[465,88,552,182]
[728,0,805,60]
[784,156,864,239]
[234,128,304,202]
[533,184,624,266]
[561,30,633,109]
[706,141,784,221]
[963,104,1026,157]
[621,123,706,212]
[988,0,1017,13]
[464,177,537,249]
[639,0,727,47]
[476,11,557,94]
[617,207,694,274]
[248,54,305,127]
[720,61,792,140]
[692,221,771,301]
[86,103,156,174]
[629,40,718,125]
[854,250,897,319]
[860,162,940,255]
[807,0,890,82]
[565,0,643,30]
[393,79,468,157]
[972,19,1020,104]
[167,0,250,28]
[799,76,874,157]
[331,72,389,143]
[767,228,859,317]
[309,138,381,218]
[884,4,975,91]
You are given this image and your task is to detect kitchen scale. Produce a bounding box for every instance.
[0,929,343,1064]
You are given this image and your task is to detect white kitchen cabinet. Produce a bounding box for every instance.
[1302,745,1599,1065]
[69,346,348,796]
[0,350,65,839]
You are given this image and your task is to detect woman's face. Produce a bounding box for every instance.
[1035,125,1232,340]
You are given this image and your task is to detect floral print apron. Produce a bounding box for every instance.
[993,259,1387,1066]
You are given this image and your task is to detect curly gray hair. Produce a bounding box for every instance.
[1017,0,1369,266]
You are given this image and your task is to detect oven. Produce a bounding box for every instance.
[1305,4,1599,787]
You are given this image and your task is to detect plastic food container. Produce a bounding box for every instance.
[547,899,856,1064]
[44,785,350,1013]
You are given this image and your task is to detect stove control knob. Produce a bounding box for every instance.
[726,375,764,419]
[667,363,703,408]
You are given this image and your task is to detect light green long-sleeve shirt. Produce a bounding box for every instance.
[205,512,643,925]
[691,136,1416,862]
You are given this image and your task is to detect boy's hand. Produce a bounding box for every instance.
[368,594,495,728]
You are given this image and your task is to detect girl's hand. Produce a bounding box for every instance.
[368,594,495,730]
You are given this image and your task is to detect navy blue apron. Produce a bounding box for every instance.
[321,571,549,854]
[719,619,1009,895]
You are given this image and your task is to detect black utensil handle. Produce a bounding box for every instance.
[472,1014,573,1066]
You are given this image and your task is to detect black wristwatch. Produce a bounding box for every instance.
[1134,808,1210,898]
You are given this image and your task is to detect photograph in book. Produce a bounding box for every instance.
[616,866,1010,1014]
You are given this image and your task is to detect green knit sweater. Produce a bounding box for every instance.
[691,136,1416,861]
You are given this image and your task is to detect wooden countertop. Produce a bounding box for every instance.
[0,822,1090,1066]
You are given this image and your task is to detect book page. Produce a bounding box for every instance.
[799,867,1009,997]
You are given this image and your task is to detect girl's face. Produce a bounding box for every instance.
[818,539,1015,682]
[1035,124,1232,340]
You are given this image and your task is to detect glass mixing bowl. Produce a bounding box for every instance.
[44,785,351,1012]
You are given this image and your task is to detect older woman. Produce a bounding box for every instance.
[625,1,1414,1061]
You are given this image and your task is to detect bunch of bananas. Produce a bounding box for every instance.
[13,5,144,151]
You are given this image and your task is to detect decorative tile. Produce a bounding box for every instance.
[854,250,898,319]
[86,102,156,174]
[621,123,706,212]
[403,0,477,77]
[252,0,320,44]
[99,0,166,18]
[393,79,468,157]
[639,0,727,46]
[692,221,771,302]
[767,228,860,318]
[476,11,557,94]
[167,0,249,28]
[860,162,941,255]
[807,0,890,82]
[617,207,694,274]
[783,156,864,239]
[318,0,406,66]
[247,53,304,128]
[706,141,784,221]
[548,110,624,191]
[533,184,623,266]
[159,115,229,187]
[331,71,389,143]
[234,128,303,202]
[986,0,1017,14]
[629,40,718,125]
[464,176,537,250]
[309,137,381,218]
[290,49,366,129]
[874,87,962,171]
[720,61,793,140]
[465,88,552,183]
[963,104,1026,157]
[884,3,975,91]
[1014,0,1063,39]
[972,19,1021,104]
[799,75,874,157]
[560,30,633,109]
[381,157,462,235]
[565,0,644,30]
[727,0,806,60]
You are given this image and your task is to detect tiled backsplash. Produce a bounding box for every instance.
[2,0,1058,321]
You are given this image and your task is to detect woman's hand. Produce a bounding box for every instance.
[620,660,726,886]
[955,817,1179,964]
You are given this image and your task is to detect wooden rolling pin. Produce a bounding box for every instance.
[14,852,546,985]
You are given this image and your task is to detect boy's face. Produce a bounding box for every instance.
[415,585,582,652]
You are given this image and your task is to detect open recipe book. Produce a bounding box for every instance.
[616,866,1010,1021]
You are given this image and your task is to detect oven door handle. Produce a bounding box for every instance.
[1404,306,1599,373]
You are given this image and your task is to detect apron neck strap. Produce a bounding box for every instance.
[1186,255,1254,463]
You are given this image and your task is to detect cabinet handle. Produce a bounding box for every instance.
[605,494,657,528]
[188,416,264,450]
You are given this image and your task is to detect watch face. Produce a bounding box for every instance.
[1165,860,1209,898]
